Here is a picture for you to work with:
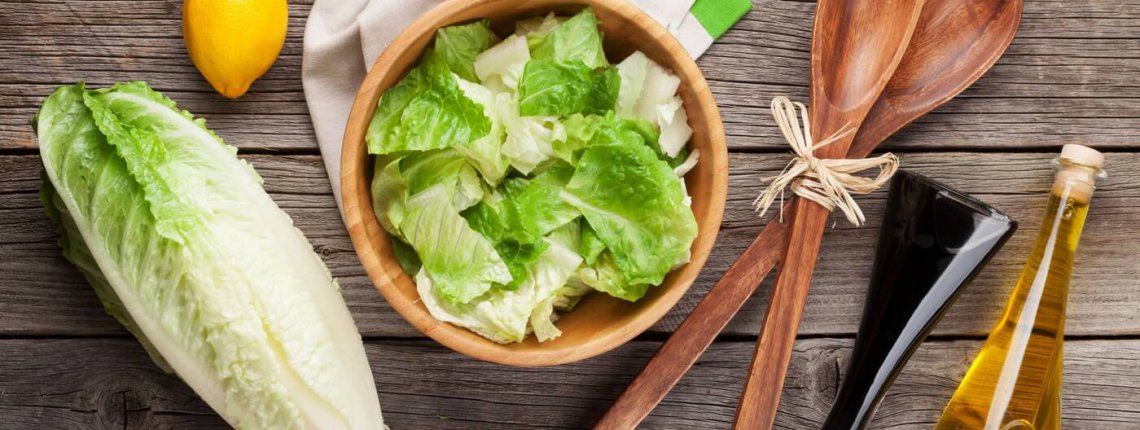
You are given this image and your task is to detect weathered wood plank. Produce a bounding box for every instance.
[1,0,1138,151]
[3,152,1138,338]
[2,337,1138,429]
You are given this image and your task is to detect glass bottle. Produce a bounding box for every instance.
[821,171,1016,430]
[934,144,1106,430]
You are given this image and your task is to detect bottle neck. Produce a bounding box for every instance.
[1050,159,1101,205]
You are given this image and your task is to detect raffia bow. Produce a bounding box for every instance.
[753,96,900,227]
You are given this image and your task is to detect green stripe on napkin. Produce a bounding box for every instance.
[690,0,752,39]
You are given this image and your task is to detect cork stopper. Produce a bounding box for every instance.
[1053,145,1104,204]
[1060,144,1104,169]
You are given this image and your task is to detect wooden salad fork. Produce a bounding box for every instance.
[593,0,1022,428]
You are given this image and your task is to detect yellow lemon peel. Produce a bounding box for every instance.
[183,0,287,98]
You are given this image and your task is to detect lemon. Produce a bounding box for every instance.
[182,0,288,98]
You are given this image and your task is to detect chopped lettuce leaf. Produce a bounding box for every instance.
[546,218,581,251]
[402,184,512,304]
[367,50,491,155]
[615,51,651,116]
[561,133,697,286]
[371,156,408,236]
[673,148,700,177]
[517,59,620,117]
[614,51,693,157]
[466,164,578,246]
[474,34,531,90]
[516,12,565,38]
[389,233,423,275]
[401,149,484,211]
[503,164,580,240]
[579,220,606,265]
[462,166,578,292]
[633,59,681,123]
[530,298,561,342]
[434,19,499,82]
[417,238,582,343]
[455,77,513,185]
[657,96,692,158]
[502,110,563,174]
[530,8,608,69]
[461,201,548,291]
[576,251,650,301]
[551,280,594,312]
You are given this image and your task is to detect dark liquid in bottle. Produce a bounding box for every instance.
[821,171,1016,430]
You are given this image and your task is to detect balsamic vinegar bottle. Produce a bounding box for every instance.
[935,145,1106,430]
[821,170,1016,430]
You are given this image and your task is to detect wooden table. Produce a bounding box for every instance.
[2,0,1139,428]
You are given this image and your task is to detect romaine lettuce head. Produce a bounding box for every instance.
[37,83,384,429]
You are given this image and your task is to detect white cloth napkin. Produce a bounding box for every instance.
[303,0,716,214]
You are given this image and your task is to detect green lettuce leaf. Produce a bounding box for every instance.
[367,49,491,155]
[401,149,484,211]
[474,34,531,90]
[372,150,484,238]
[371,156,408,236]
[461,200,549,292]
[454,77,512,185]
[578,220,606,265]
[517,59,620,117]
[499,164,580,243]
[389,233,423,275]
[416,237,582,343]
[530,8,608,69]
[575,251,650,301]
[516,12,565,39]
[38,82,384,429]
[402,184,512,304]
[434,19,499,82]
[615,51,650,116]
[502,112,563,174]
[545,221,593,312]
[560,129,697,286]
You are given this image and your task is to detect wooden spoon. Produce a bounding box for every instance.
[735,1,926,427]
[594,0,1024,428]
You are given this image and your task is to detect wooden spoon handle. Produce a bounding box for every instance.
[594,219,790,430]
[733,199,831,429]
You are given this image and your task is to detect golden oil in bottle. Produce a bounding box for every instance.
[935,145,1105,430]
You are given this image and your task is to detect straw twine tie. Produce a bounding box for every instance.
[753,96,900,227]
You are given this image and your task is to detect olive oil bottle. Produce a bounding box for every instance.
[935,145,1105,430]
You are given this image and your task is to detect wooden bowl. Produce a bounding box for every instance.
[341,0,727,367]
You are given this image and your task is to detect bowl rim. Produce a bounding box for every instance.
[341,0,728,367]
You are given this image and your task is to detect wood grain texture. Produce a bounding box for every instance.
[3,0,1140,427]
[3,152,1138,339]
[2,0,1139,152]
[3,337,1139,429]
